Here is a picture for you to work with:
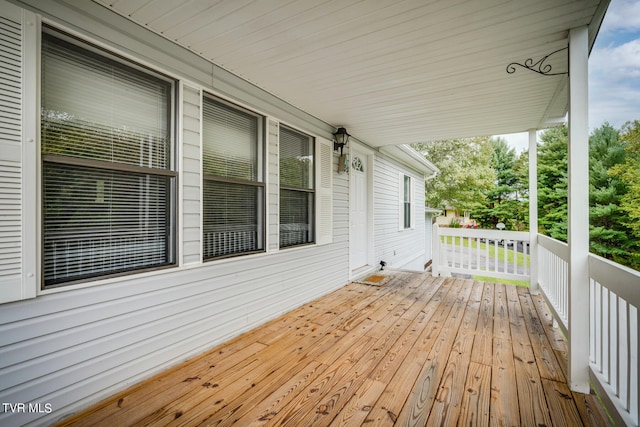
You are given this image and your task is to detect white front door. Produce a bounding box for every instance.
[350,151,369,271]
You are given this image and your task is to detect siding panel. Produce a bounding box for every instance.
[373,154,426,270]
[181,84,201,265]
[268,119,279,251]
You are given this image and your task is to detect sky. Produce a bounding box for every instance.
[497,0,640,153]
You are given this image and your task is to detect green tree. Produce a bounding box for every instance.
[473,138,528,230]
[611,121,640,241]
[538,123,640,269]
[412,137,495,214]
[537,126,568,241]
[589,123,639,267]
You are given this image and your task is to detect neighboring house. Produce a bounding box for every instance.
[435,207,475,228]
[0,1,436,424]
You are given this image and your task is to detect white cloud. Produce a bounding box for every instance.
[600,0,640,32]
[589,38,640,129]
[591,39,640,81]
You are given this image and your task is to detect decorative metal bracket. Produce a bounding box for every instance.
[506,47,568,76]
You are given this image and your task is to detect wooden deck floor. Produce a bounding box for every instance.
[57,273,609,426]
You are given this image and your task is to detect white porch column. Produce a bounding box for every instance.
[567,25,590,393]
[528,129,539,294]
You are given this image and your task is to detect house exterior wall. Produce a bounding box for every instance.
[373,154,426,271]
[0,1,428,425]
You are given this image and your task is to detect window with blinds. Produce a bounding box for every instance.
[202,96,264,259]
[403,175,412,229]
[41,30,176,287]
[279,125,314,248]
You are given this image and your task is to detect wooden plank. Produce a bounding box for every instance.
[506,285,528,345]
[59,341,268,427]
[530,291,568,353]
[287,319,411,426]
[541,379,584,427]
[507,287,553,427]
[519,290,565,382]
[143,289,390,426]
[365,277,458,425]
[426,331,475,426]
[168,285,411,426]
[394,279,475,426]
[493,284,511,341]
[458,362,491,427]
[207,360,327,427]
[426,280,483,426]
[261,335,377,426]
[55,274,611,427]
[572,389,612,427]
[328,378,387,426]
[471,281,494,366]
[490,338,519,427]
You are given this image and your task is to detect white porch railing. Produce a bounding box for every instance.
[431,224,530,282]
[432,226,640,426]
[525,233,640,427]
[589,254,640,427]
[537,234,569,336]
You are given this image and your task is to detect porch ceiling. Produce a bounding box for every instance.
[95,0,608,147]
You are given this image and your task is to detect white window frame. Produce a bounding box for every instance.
[279,124,315,249]
[39,27,178,288]
[201,94,265,260]
[399,173,415,230]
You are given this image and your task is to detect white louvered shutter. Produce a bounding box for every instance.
[315,137,333,245]
[0,0,37,303]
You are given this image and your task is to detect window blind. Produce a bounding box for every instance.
[202,96,263,259]
[40,31,175,286]
[279,125,314,248]
[43,164,171,285]
[404,175,411,229]
[202,98,258,181]
[41,33,171,169]
[280,126,313,189]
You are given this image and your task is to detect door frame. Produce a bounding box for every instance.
[348,141,375,277]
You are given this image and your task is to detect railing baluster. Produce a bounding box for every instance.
[631,305,638,425]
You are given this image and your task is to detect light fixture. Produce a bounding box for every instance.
[332,126,350,156]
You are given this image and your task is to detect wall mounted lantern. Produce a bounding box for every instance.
[332,127,350,156]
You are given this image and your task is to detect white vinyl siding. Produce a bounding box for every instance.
[181,84,202,265]
[375,155,425,270]
[0,0,37,303]
[267,119,279,251]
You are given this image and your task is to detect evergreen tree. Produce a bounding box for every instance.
[537,123,640,269]
[610,121,640,269]
[589,123,639,267]
[537,126,568,241]
[473,138,528,230]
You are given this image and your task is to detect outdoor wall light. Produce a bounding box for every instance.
[332,126,350,155]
